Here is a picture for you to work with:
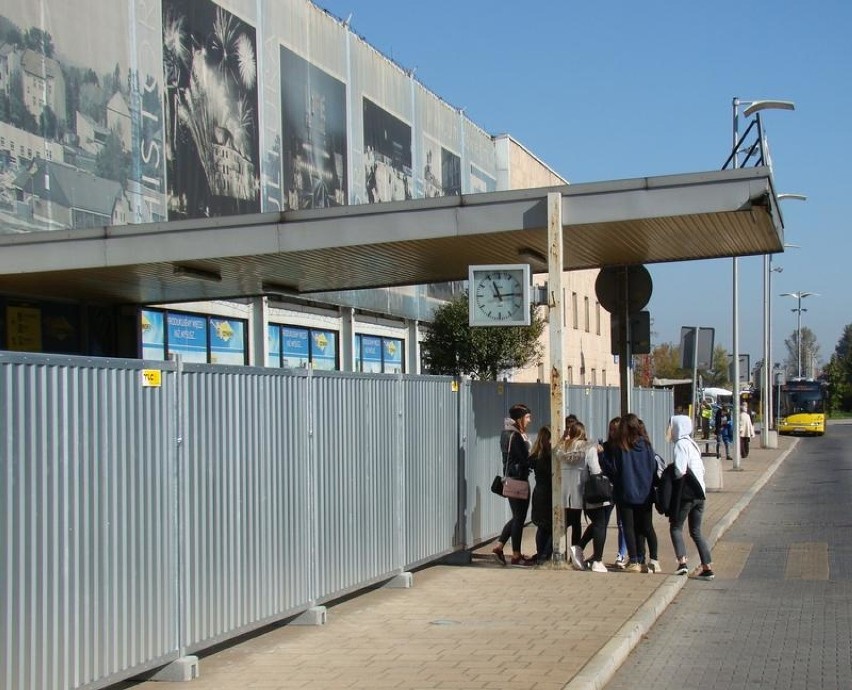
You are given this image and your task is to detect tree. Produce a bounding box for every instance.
[645,342,687,381]
[705,345,732,388]
[823,324,852,412]
[783,326,820,378]
[421,293,545,380]
[39,105,57,139]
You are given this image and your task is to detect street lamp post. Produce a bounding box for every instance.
[766,240,800,432]
[730,97,795,467]
[780,291,819,378]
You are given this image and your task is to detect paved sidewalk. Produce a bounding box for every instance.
[124,437,797,690]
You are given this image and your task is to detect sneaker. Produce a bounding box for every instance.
[614,555,627,570]
[675,562,689,576]
[589,560,608,573]
[492,547,506,566]
[697,568,715,580]
[625,561,643,573]
[570,545,586,571]
[647,559,661,574]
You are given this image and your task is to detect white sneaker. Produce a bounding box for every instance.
[589,560,607,573]
[647,559,661,574]
[570,545,585,570]
[614,555,627,570]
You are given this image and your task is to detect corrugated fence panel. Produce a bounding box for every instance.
[0,354,178,690]
[402,376,459,566]
[312,371,400,600]
[180,365,313,651]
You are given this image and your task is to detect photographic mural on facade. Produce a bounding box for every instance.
[422,135,460,198]
[280,45,347,210]
[162,0,260,219]
[0,3,165,233]
[363,97,412,203]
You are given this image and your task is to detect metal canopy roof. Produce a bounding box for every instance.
[0,167,783,305]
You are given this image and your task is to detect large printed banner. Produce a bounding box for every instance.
[280,46,347,210]
[162,0,260,219]
[0,0,499,237]
[0,1,166,233]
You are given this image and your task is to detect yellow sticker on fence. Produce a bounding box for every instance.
[141,369,162,388]
[451,380,459,392]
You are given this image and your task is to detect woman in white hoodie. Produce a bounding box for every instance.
[667,415,714,580]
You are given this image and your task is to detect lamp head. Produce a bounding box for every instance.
[742,100,796,117]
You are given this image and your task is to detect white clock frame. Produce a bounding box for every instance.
[468,264,531,327]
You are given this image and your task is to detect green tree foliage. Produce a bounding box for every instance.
[0,16,24,46]
[783,326,820,378]
[706,345,732,388]
[824,324,852,412]
[421,293,545,380]
[7,71,38,134]
[647,342,687,381]
[39,105,57,139]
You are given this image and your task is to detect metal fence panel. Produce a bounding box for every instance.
[311,371,400,600]
[401,376,459,566]
[180,365,313,651]
[0,354,178,690]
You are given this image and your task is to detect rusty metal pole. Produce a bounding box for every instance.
[547,192,567,565]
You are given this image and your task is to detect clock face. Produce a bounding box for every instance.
[468,265,531,326]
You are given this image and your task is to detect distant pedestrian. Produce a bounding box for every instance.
[666,415,715,580]
[492,403,535,566]
[530,426,553,564]
[739,402,755,458]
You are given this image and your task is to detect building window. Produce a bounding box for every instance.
[572,292,578,329]
[566,365,573,385]
[140,308,248,365]
[591,368,597,386]
[268,324,339,370]
[602,369,607,387]
[355,334,405,373]
[596,301,601,335]
[584,296,590,332]
[562,287,567,327]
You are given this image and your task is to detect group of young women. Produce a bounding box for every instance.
[491,404,714,578]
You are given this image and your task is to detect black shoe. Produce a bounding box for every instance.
[697,568,715,580]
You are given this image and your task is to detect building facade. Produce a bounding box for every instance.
[0,0,614,384]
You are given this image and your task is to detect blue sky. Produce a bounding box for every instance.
[318,0,850,370]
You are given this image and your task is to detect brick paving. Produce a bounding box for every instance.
[121,437,796,690]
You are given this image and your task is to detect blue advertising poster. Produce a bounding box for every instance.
[384,338,403,373]
[140,309,166,360]
[311,330,337,371]
[282,326,309,368]
[209,318,246,365]
[167,312,208,363]
[267,325,281,367]
[360,335,383,373]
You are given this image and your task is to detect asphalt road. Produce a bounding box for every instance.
[607,423,852,690]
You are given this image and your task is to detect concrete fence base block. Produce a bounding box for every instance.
[148,656,199,682]
[292,606,328,626]
[383,572,414,589]
[443,550,472,566]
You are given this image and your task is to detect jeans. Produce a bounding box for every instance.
[620,501,658,562]
[580,505,613,562]
[670,499,712,566]
[499,496,530,553]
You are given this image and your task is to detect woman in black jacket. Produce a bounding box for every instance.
[530,426,553,564]
[492,403,535,566]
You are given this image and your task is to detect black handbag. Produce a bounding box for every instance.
[490,475,504,496]
[583,473,613,505]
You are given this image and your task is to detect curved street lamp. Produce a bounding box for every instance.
[730,96,795,469]
[780,291,819,378]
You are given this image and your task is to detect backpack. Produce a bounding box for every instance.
[654,464,677,516]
